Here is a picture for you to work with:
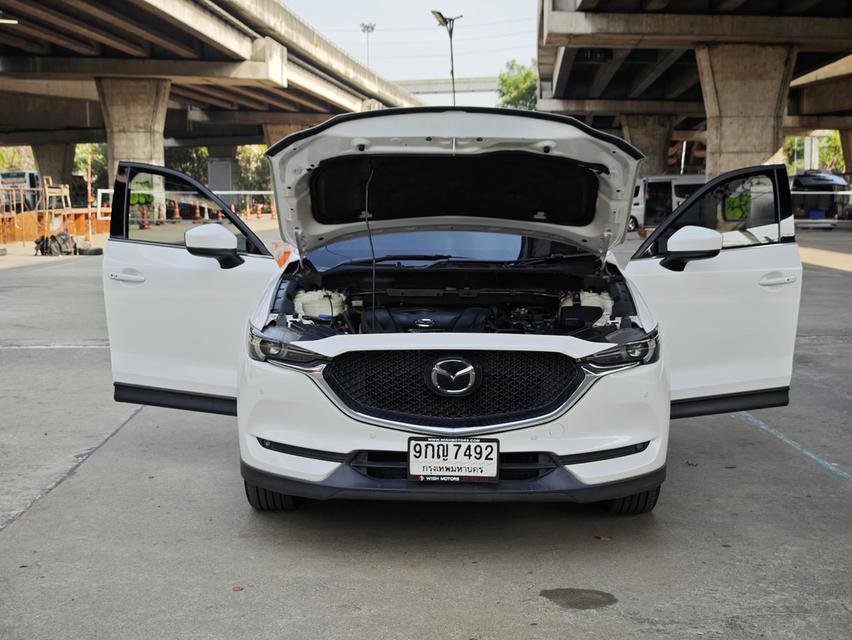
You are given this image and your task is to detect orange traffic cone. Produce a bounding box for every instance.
[171,200,181,222]
[255,203,263,219]
[270,202,276,220]
[140,206,150,229]
[194,201,201,222]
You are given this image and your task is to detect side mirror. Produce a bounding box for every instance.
[185,224,244,269]
[660,225,722,272]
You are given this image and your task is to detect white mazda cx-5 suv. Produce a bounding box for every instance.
[103,108,801,515]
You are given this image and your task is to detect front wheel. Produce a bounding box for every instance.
[606,485,660,515]
[244,481,298,511]
[627,216,639,232]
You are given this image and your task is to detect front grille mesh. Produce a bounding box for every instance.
[322,350,583,427]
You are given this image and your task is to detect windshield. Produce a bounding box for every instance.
[306,231,584,271]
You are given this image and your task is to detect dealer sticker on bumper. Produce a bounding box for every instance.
[408,437,499,482]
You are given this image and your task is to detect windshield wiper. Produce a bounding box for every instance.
[508,253,584,265]
[341,254,458,266]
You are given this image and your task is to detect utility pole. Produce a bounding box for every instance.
[360,22,375,69]
[431,11,462,106]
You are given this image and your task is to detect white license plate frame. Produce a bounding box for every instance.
[407,437,499,482]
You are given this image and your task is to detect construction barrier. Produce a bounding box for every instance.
[0,208,111,245]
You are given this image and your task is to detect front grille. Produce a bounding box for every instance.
[322,350,583,427]
[350,450,558,481]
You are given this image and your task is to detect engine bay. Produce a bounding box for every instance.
[262,258,646,345]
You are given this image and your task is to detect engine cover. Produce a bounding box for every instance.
[361,307,488,333]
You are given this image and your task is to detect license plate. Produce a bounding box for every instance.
[408,437,499,482]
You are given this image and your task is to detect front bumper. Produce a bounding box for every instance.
[239,351,669,489]
[241,460,666,503]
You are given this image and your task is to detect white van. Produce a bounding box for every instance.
[0,170,41,210]
[630,174,705,231]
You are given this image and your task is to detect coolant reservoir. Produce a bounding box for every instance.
[294,290,346,318]
[559,291,615,326]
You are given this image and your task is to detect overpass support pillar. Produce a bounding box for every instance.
[96,78,170,184]
[840,130,852,172]
[207,145,237,192]
[32,143,75,186]
[621,115,674,176]
[697,44,797,179]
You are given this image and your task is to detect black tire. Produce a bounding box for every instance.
[244,480,298,511]
[607,485,660,515]
[627,216,639,232]
[78,247,103,256]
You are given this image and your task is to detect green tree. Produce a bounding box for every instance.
[819,130,845,173]
[783,136,804,175]
[497,59,538,110]
[0,146,35,171]
[235,144,271,191]
[165,146,209,182]
[784,133,846,174]
[73,143,109,191]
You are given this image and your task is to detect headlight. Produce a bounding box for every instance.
[248,327,329,367]
[580,329,659,370]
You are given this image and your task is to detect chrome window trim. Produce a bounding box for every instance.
[268,358,639,436]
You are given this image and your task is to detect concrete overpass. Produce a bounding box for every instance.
[0,0,421,183]
[396,77,499,95]
[537,1,852,177]
[788,54,852,165]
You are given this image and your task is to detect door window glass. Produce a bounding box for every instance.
[644,181,672,226]
[126,171,255,253]
[653,173,779,253]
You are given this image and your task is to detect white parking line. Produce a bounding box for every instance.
[0,344,110,349]
[799,247,852,273]
[738,411,852,485]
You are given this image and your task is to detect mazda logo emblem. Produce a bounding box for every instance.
[427,357,479,397]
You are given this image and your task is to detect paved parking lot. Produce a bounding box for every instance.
[1,230,851,639]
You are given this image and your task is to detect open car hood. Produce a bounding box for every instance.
[266,107,643,256]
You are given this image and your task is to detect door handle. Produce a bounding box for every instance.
[108,271,145,283]
[759,273,797,287]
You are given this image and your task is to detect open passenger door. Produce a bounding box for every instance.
[624,165,801,418]
[103,163,280,415]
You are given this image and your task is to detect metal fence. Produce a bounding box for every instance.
[96,189,275,220]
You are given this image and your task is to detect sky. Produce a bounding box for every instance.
[284,0,538,107]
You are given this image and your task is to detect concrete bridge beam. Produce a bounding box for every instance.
[697,44,797,178]
[96,78,171,184]
[262,123,307,147]
[621,115,675,176]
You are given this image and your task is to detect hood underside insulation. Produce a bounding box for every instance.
[309,152,600,228]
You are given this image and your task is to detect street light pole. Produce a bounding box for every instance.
[431,11,462,106]
[360,22,375,68]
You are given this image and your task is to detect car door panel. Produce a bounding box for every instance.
[625,165,801,417]
[104,239,278,397]
[626,242,801,401]
[103,163,280,413]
